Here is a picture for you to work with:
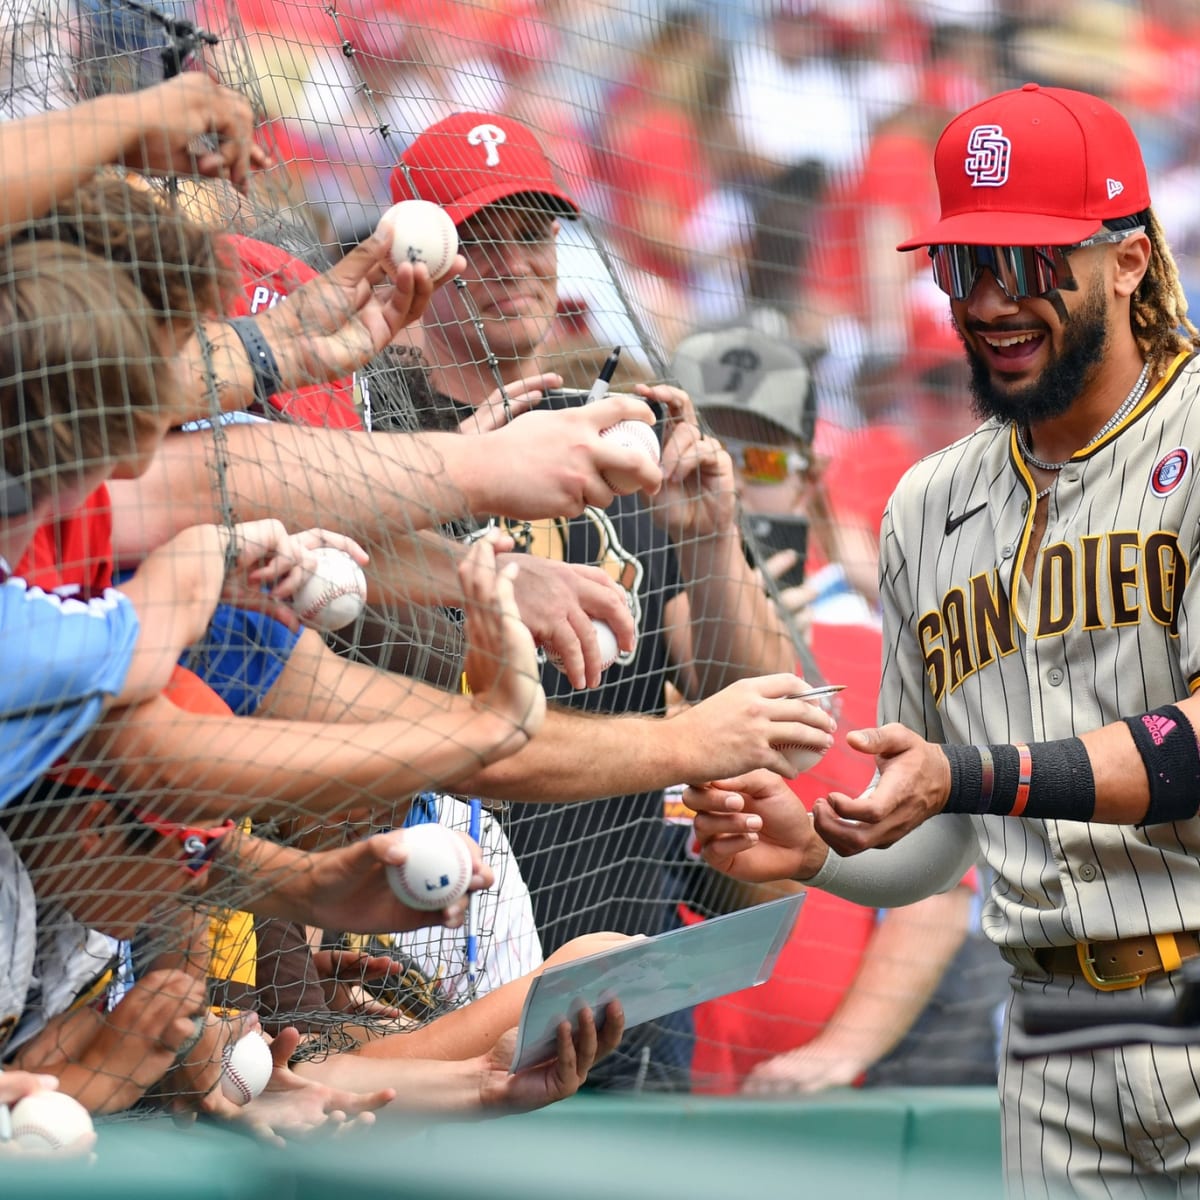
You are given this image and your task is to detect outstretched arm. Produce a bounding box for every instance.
[812,704,1176,855]
[641,384,795,697]
[108,392,664,558]
[0,74,266,231]
[687,768,979,908]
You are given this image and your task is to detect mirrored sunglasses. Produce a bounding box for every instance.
[928,227,1142,302]
[724,437,809,484]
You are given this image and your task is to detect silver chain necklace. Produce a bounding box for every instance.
[1017,361,1151,474]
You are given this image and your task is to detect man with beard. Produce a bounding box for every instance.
[685,85,1200,1195]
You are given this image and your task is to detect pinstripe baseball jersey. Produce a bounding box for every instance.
[879,351,1200,950]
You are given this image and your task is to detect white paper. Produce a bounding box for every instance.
[510,893,806,1072]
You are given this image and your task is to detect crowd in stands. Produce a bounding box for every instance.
[13,0,1193,1154]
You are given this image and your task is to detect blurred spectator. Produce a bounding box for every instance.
[595,9,752,352]
[729,0,916,182]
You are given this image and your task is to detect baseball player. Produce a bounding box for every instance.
[689,84,1200,1196]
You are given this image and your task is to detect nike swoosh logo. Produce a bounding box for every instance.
[944,503,987,535]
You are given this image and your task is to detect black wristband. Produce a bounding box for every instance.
[1021,739,1096,822]
[1122,704,1200,825]
[226,316,283,410]
[943,738,1095,821]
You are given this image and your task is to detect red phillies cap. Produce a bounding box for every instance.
[391,111,580,226]
[898,83,1150,250]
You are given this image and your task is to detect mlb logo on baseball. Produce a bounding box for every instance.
[965,124,1011,187]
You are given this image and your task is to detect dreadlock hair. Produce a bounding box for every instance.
[1108,208,1200,375]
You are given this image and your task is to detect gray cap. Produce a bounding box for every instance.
[671,327,813,444]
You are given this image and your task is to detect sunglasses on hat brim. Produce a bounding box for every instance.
[928,227,1143,303]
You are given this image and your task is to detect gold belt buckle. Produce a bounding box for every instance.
[1077,942,1146,992]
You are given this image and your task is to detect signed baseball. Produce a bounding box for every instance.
[220,1030,273,1106]
[291,546,367,632]
[781,685,844,776]
[9,1091,94,1151]
[377,200,459,281]
[386,823,474,912]
[780,742,828,776]
[598,418,660,493]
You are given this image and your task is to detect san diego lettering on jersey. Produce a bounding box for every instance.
[920,528,1188,701]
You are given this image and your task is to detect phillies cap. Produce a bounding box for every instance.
[671,327,814,444]
[898,83,1150,250]
[392,112,580,227]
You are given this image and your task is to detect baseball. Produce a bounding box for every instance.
[598,418,661,493]
[546,617,621,674]
[780,742,828,776]
[220,1030,273,1106]
[377,200,459,281]
[781,685,843,775]
[290,546,367,632]
[386,823,474,912]
[8,1091,94,1152]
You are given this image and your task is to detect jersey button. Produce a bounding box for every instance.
[1000,544,1014,559]
[1078,863,1098,882]
[1047,667,1064,686]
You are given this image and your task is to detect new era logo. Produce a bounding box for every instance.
[1106,178,1124,200]
[1142,714,1177,746]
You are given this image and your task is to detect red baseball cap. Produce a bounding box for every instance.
[898,83,1150,250]
[391,111,580,226]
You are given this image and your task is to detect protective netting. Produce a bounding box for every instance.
[9,0,1194,1136]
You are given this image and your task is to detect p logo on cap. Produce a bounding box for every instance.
[392,111,581,226]
[467,123,506,167]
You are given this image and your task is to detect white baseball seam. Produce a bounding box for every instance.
[11,1121,65,1149]
[224,1061,254,1104]
[299,583,358,623]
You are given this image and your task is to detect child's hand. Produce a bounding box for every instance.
[222,522,369,629]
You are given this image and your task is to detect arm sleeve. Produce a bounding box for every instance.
[798,495,979,908]
[800,811,980,908]
[0,579,140,807]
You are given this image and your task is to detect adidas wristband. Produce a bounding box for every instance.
[943,737,1095,821]
[1122,704,1200,825]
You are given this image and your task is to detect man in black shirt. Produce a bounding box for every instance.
[389,112,801,1087]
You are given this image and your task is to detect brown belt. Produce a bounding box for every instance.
[1034,932,1200,991]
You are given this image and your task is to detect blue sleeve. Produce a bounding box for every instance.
[181,603,302,716]
[0,579,140,808]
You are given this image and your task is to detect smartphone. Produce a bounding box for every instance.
[744,512,809,589]
[639,396,670,447]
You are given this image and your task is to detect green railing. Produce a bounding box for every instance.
[2,1088,1002,1200]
